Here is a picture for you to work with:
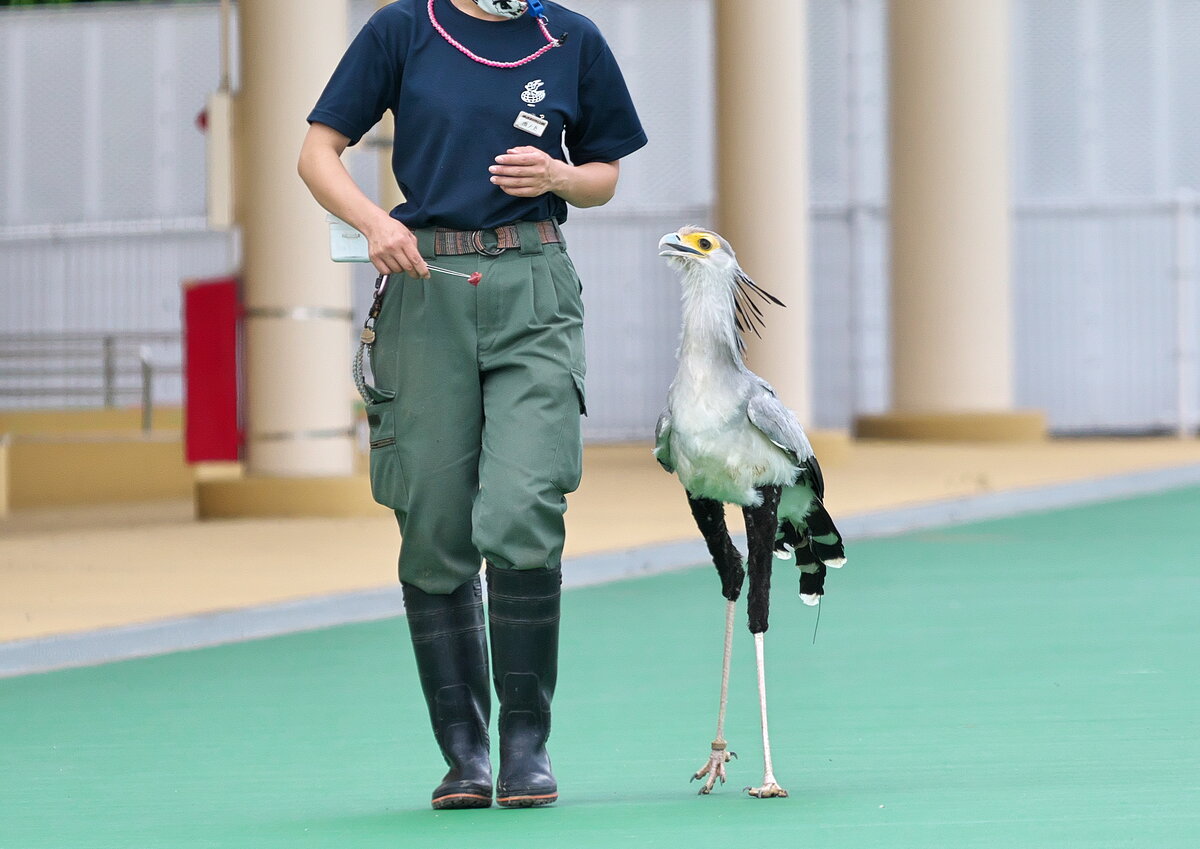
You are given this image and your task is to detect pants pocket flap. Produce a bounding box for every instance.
[570,369,586,417]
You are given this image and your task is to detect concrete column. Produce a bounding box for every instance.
[0,435,9,519]
[860,0,1043,440]
[235,0,355,476]
[715,0,812,428]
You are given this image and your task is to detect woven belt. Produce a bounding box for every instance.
[433,220,561,256]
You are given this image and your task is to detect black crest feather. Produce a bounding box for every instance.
[731,270,786,351]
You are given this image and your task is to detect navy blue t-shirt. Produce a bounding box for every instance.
[308,0,648,230]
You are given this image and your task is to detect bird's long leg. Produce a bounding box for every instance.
[748,632,787,797]
[692,597,738,794]
[686,494,745,793]
[714,597,736,746]
[743,485,788,799]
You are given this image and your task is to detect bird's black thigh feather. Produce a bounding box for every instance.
[743,485,782,634]
[799,562,827,597]
[777,520,804,552]
[687,494,745,601]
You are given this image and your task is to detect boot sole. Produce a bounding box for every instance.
[432,792,492,810]
[496,792,558,808]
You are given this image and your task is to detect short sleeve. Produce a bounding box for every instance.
[565,43,648,165]
[307,22,402,147]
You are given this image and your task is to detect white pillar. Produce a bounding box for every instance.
[888,0,1014,413]
[236,0,354,476]
[715,0,812,426]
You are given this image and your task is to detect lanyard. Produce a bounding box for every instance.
[353,274,390,404]
[427,0,567,69]
[353,267,483,404]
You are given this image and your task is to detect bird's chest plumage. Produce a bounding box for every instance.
[668,366,796,505]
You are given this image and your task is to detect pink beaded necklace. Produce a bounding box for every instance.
[427,0,565,69]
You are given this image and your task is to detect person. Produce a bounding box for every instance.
[297,0,646,810]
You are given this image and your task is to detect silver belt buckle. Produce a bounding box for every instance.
[471,230,505,257]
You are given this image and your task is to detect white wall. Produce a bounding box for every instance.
[3,0,1199,435]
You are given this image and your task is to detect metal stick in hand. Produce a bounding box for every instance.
[427,264,483,286]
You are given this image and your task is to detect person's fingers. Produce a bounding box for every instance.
[491,176,545,197]
[372,251,405,275]
[402,243,429,278]
[368,220,429,278]
[490,164,538,177]
[491,174,538,186]
[497,183,542,198]
[495,155,540,167]
[386,231,427,278]
[495,148,546,167]
[492,148,556,198]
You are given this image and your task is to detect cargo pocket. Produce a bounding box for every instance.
[365,385,407,510]
[550,370,587,495]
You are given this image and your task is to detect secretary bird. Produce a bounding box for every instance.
[655,227,846,798]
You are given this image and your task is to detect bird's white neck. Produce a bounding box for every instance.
[677,269,744,371]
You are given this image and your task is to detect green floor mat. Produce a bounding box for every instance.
[3,488,1199,848]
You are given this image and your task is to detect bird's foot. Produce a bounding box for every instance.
[691,742,736,794]
[745,780,789,799]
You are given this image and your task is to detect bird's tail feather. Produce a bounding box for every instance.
[785,521,827,606]
[798,560,827,605]
[779,499,845,605]
[806,501,845,567]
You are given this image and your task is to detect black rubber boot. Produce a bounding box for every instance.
[486,564,561,808]
[402,576,493,810]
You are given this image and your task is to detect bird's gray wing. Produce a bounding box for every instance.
[653,409,676,473]
[746,386,814,464]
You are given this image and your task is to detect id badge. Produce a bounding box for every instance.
[514,111,548,138]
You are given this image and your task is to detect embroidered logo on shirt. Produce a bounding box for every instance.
[521,80,547,105]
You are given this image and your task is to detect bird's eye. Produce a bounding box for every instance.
[697,238,713,251]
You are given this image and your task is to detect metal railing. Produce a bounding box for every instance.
[0,332,181,433]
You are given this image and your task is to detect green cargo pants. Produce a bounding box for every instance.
[364,221,586,595]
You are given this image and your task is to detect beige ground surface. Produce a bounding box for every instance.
[3,438,1200,643]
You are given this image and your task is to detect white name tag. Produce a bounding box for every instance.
[514,111,548,138]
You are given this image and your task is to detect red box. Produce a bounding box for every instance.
[183,276,242,463]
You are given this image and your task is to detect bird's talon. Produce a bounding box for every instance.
[745,782,789,799]
[693,747,733,794]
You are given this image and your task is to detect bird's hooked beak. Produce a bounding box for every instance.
[658,232,705,259]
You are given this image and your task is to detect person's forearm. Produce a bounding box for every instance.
[297,137,393,240]
[547,160,619,208]
[298,125,428,277]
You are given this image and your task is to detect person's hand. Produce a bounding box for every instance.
[364,215,429,278]
[489,146,563,198]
